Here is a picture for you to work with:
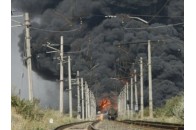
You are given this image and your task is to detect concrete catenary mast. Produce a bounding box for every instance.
[24,12,33,101]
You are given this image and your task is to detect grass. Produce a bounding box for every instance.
[11,95,79,130]
[153,93,184,124]
[117,93,184,124]
[12,107,79,130]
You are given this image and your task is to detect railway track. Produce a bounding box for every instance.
[54,120,99,130]
[54,119,184,130]
[120,120,184,130]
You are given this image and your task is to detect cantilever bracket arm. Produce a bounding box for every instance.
[127,16,148,24]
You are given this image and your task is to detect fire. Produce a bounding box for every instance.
[99,98,111,112]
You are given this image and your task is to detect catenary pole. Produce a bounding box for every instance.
[119,92,121,117]
[24,12,33,101]
[148,40,153,118]
[130,77,133,118]
[76,71,81,119]
[81,78,84,120]
[89,90,92,119]
[68,56,72,118]
[140,57,144,119]
[94,93,96,119]
[59,36,64,114]
[85,81,88,119]
[91,92,94,119]
[87,87,90,119]
[117,95,120,117]
[134,69,138,111]
[123,86,126,116]
[126,82,130,118]
[43,36,64,113]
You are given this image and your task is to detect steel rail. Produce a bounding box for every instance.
[54,121,91,130]
[120,120,184,130]
[54,120,99,130]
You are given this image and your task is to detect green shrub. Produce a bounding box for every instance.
[11,95,44,121]
[154,93,184,121]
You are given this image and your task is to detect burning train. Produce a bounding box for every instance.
[97,98,118,120]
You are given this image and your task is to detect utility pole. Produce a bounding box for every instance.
[126,82,130,118]
[130,77,133,118]
[134,69,138,111]
[68,56,72,118]
[119,92,122,117]
[87,87,90,120]
[123,86,126,116]
[43,36,64,114]
[90,91,94,119]
[81,78,84,120]
[24,12,33,101]
[85,81,88,120]
[76,71,81,119]
[60,36,64,114]
[117,95,120,117]
[90,91,95,119]
[89,90,92,119]
[92,93,96,119]
[148,40,153,118]
[140,57,144,119]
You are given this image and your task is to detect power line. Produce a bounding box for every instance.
[115,38,184,48]
[79,14,184,20]
[11,15,23,18]
[11,14,24,28]
[11,25,23,28]
[53,9,73,26]
[164,37,184,47]
[64,49,87,54]
[30,26,81,33]
[129,14,184,18]
[124,22,183,30]
[148,0,170,23]
[115,40,163,46]
[11,19,23,25]
[169,37,184,44]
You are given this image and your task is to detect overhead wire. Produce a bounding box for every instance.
[148,0,170,23]
[53,9,73,26]
[30,26,80,33]
[169,37,184,45]
[164,37,184,47]
[128,14,183,18]
[79,15,178,24]
[12,19,23,24]
[124,22,183,30]
[11,15,24,28]
[30,9,82,33]
[12,25,23,28]
[76,14,184,20]
[11,15,23,18]
[64,48,87,54]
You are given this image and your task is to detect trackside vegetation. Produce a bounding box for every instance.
[118,93,184,124]
[11,95,78,130]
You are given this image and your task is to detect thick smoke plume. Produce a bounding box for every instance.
[12,0,184,107]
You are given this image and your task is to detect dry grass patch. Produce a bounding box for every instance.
[12,107,79,130]
[11,95,79,130]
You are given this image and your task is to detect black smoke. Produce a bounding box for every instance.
[12,0,184,108]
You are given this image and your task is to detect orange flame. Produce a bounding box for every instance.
[99,98,111,112]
